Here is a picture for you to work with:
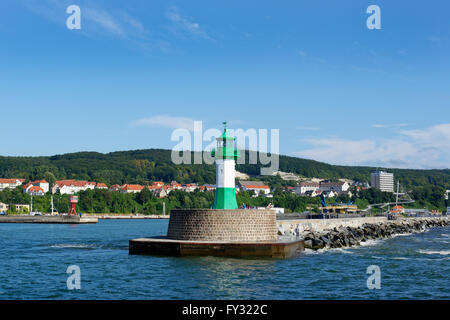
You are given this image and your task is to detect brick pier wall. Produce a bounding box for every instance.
[167,209,277,242]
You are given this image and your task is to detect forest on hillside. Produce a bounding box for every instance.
[0,149,448,189]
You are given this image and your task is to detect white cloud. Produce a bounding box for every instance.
[295,124,450,169]
[372,123,408,128]
[132,115,196,131]
[20,0,164,50]
[166,6,213,41]
[84,8,125,36]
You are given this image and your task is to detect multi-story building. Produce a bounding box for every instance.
[52,180,96,195]
[370,171,394,193]
[293,182,320,195]
[319,181,350,193]
[121,184,144,194]
[238,181,271,195]
[0,178,25,191]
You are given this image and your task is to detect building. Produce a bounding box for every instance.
[52,180,96,195]
[23,180,49,195]
[319,181,350,193]
[293,181,320,195]
[182,184,199,192]
[121,184,144,193]
[27,186,45,196]
[0,178,25,191]
[95,183,108,189]
[238,181,271,195]
[371,171,394,193]
[109,184,121,192]
[0,202,30,213]
[200,184,216,192]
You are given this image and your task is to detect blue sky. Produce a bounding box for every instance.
[1,0,449,169]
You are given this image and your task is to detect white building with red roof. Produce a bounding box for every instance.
[121,184,144,193]
[0,178,25,191]
[23,180,49,195]
[27,186,45,196]
[238,181,271,195]
[52,180,96,195]
[95,183,108,189]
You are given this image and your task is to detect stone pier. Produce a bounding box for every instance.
[130,209,303,259]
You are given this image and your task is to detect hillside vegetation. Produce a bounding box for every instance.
[0,149,448,189]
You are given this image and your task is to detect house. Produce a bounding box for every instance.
[121,184,144,193]
[293,181,320,195]
[170,181,182,190]
[238,181,271,195]
[109,184,121,192]
[182,184,198,192]
[322,190,338,198]
[152,181,164,187]
[23,180,49,195]
[154,188,168,198]
[0,203,30,213]
[319,181,350,193]
[200,184,216,192]
[95,183,108,189]
[27,186,45,196]
[0,178,25,191]
[52,180,96,195]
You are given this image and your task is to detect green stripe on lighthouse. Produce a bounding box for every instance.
[213,187,238,209]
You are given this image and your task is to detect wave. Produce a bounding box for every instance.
[391,257,410,260]
[391,233,414,238]
[303,247,355,255]
[359,239,382,247]
[418,249,450,256]
[49,244,97,249]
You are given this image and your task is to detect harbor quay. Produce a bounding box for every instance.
[0,214,97,224]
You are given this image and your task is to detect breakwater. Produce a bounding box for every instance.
[297,217,449,250]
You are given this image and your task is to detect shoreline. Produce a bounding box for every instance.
[83,214,170,219]
[299,217,449,251]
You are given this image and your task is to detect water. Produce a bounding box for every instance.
[0,220,448,299]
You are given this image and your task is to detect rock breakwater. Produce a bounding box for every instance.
[301,217,449,251]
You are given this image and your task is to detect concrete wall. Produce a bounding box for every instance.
[277,217,388,236]
[167,209,277,242]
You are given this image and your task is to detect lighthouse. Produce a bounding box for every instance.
[211,121,240,209]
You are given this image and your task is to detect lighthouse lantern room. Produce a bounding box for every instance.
[211,121,240,209]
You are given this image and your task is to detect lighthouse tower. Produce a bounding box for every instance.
[211,121,240,209]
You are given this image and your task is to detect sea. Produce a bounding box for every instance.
[0,219,448,299]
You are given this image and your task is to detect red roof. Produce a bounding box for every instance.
[96,183,108,188]
[243,185,270,189]
[0,178,21,184]
[55,180,95,188]
[122,184,144,191]
[28,186,44,193]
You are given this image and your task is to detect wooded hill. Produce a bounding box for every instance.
[0,149,448,190]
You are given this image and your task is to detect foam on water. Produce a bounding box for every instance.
[418,249,450,255]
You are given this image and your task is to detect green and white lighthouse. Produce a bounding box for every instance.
[211,121,240,209]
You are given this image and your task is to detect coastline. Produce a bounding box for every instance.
[83,213,170,219]
[297,217,449,251]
